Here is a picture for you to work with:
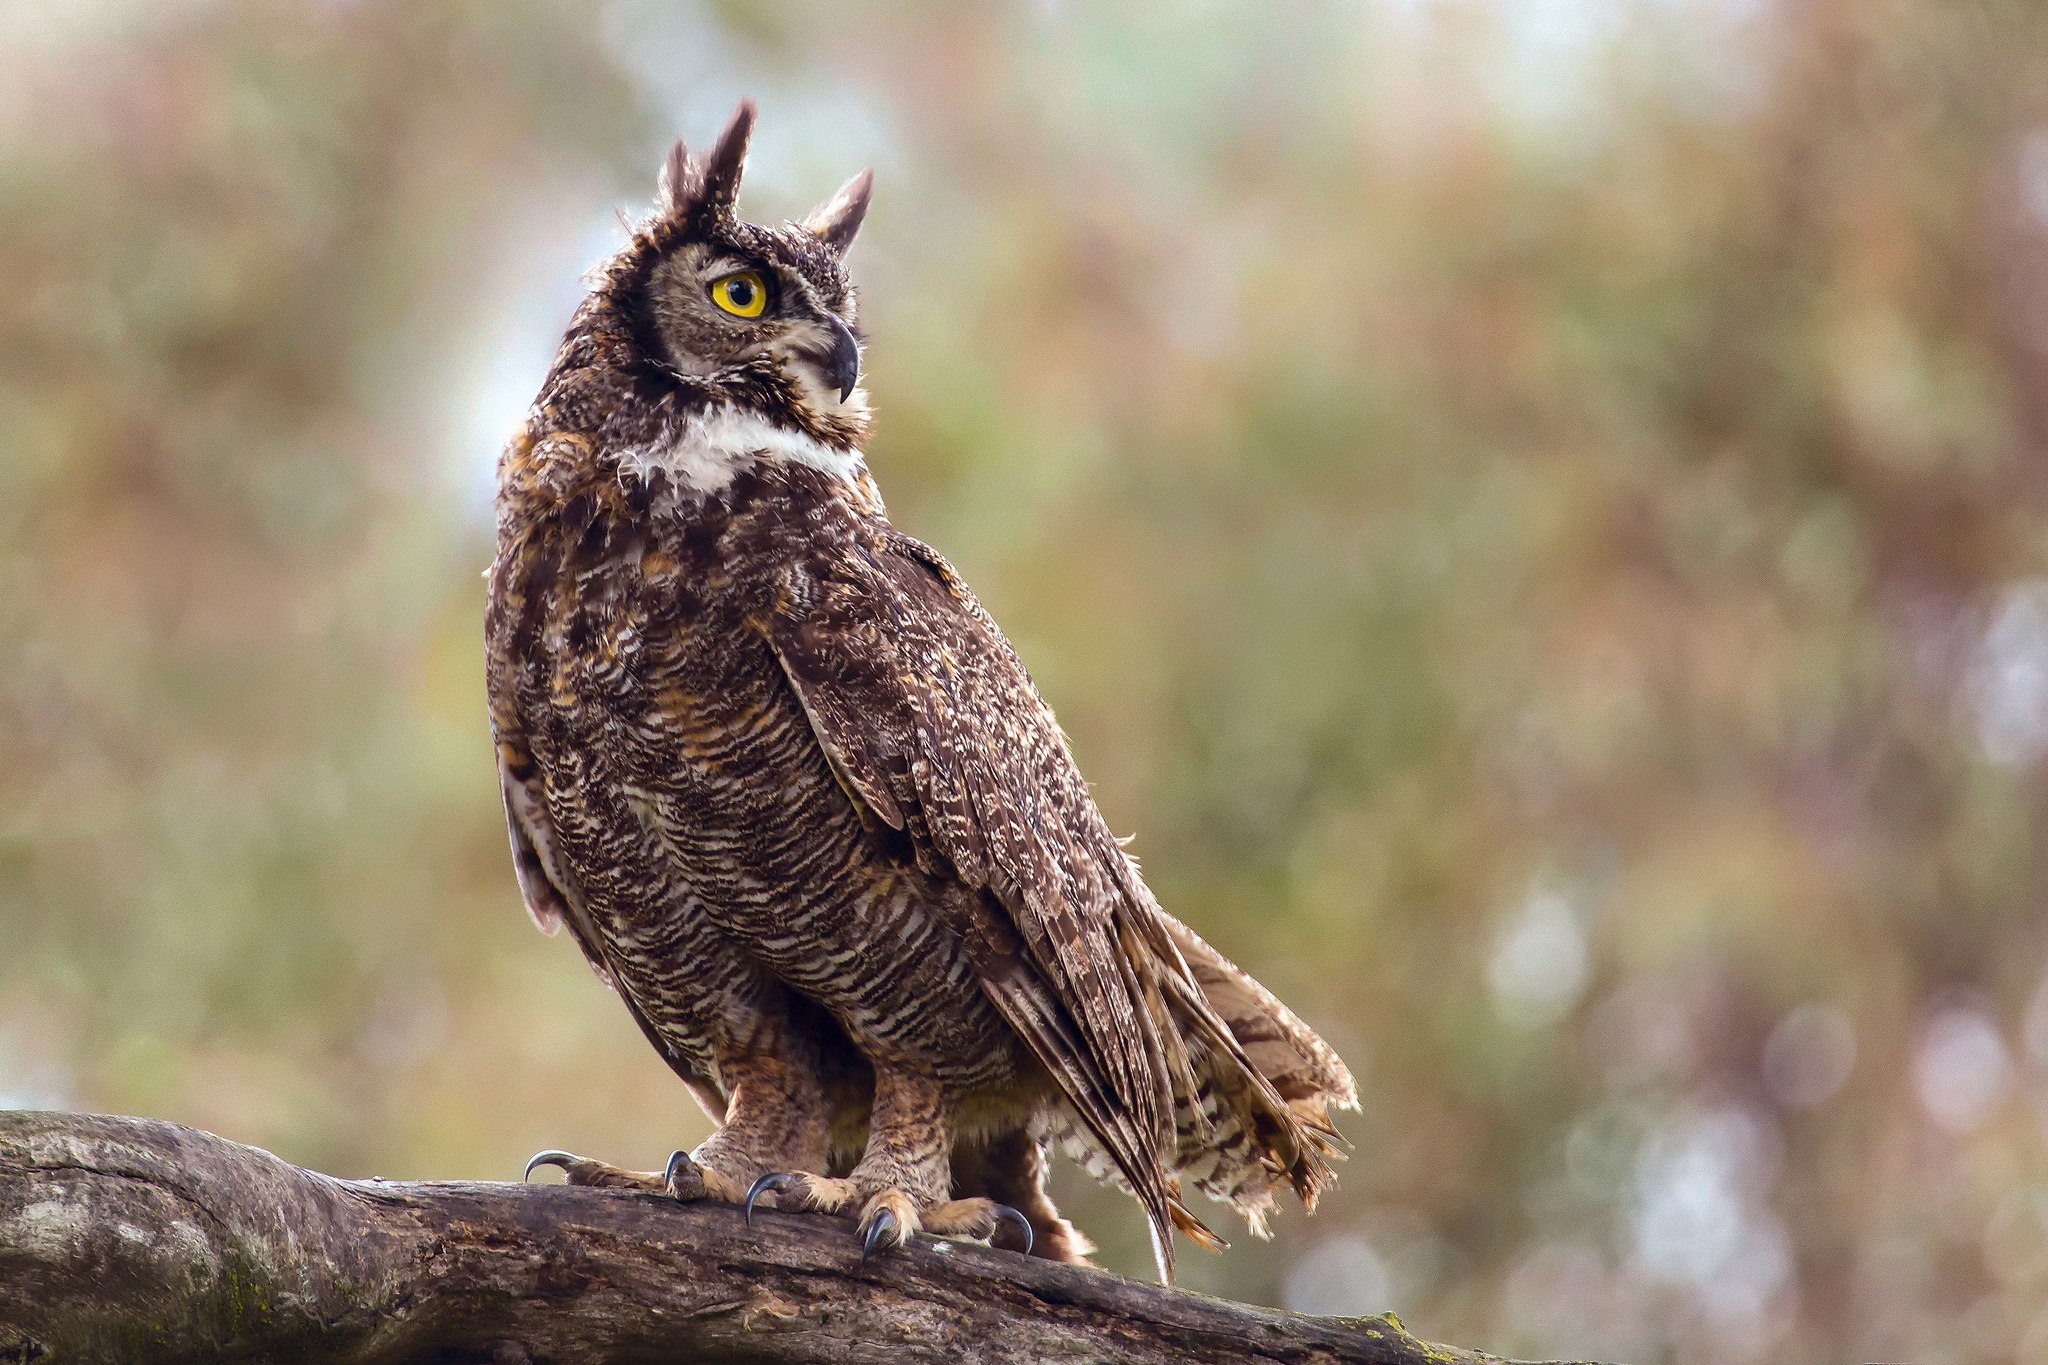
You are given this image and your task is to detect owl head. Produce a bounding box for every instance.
[618,102,872,428]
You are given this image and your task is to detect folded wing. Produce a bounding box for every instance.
[761,527,1338,1279]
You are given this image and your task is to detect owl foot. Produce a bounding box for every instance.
[523,1148,745,1202]
[523,1149,667,1191]
[743,1172,1032,1260]
[921,1196,1035,1255]
[857,1188,919,1261]
[743,1169,863,1219]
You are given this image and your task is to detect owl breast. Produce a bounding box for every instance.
[499,471,1030,1097]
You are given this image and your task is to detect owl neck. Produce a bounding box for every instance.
[615,401,872,502]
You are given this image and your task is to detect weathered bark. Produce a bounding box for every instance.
[0,1111,1586,1364]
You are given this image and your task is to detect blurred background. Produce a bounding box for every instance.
[3,1,2047,1360]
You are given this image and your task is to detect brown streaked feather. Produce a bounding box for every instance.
[760,527,1280,1277]
[1161,913,1357,1119]
[490,620,730,1124]
[501,763,569,939]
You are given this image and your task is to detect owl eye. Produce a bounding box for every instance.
[708,270,769,319]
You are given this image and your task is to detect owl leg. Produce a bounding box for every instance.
[842,1065,953,1256]
[683,1047,834,1204]
[526,1028,834,1205]
[740,1065,940,1234]
[746,1067,1032,1261]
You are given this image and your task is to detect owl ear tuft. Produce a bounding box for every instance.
[658,138,693,215]
[696,100,756,215]
[802,168,874,255]
[660,100,757,220]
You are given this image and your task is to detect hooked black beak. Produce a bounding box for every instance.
[819,316,860,403]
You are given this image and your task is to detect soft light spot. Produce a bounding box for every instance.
[1630,1106,1780,1290]
[1700,1214,1793,1324]
[1964,580,2048,767]
[1488,886,1589,1026]
[1565,1103,1645,1202]
[1914,1006,2014,1133]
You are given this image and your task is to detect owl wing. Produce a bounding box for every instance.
[762,527,1214,1273]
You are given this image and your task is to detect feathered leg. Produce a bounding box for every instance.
[527,1017,834,1204]
[747,1066,1032,1260]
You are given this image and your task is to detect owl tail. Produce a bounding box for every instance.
[1059,902,1357,1273]
[1147,910,1358,1240]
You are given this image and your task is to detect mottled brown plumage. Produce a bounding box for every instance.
[488,101,1355,1280]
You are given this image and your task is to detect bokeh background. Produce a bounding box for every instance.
[4,1,2048,1360]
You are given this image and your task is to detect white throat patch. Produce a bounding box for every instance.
[616,406,866,495]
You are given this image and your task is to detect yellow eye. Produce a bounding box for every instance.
[709,270,768,318]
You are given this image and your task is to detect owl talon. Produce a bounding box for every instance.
[664,1149,708,1200]
[993,1204,1034,1256]
[744,1172,804,1226]
[861,1206,900,1265]
[521,1149,670,1191]
[523,1150,578,1181]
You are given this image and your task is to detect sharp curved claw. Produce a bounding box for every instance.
[745,1172,802,1227]
[523,1150,577,1182]
[993,1204,1034,1257]
[861,1206,899,1265]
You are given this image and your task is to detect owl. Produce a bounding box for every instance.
[489,101,1355,1280]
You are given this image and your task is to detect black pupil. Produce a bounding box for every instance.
[727,278,755,308]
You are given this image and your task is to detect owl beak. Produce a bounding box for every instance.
[820,316,861,403]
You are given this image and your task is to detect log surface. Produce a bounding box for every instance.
[0,1111,1589,1364]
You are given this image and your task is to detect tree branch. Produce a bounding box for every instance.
[0,1111,1587,1364]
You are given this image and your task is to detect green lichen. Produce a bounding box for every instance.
[1352,1312,1484,1364]
[206,1243,279,1346]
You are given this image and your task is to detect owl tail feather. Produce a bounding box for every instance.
[1169,1186,1231,1252]
[1053,902,1355,1276]
[1147,908,1359,1235]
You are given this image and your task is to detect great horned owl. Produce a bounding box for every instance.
[489,101,1355,1279]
